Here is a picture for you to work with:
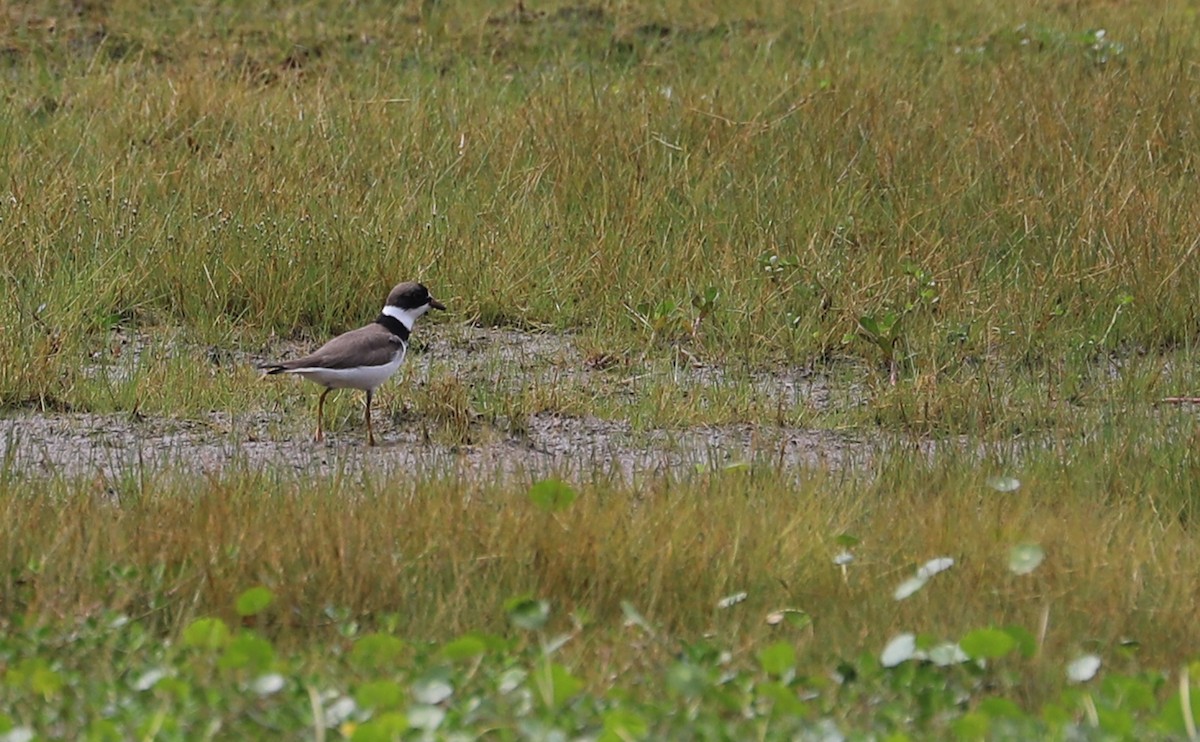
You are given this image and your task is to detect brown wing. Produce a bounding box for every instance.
[270,325,404,371]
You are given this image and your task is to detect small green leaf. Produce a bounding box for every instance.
[600,708,649,742]
[1008,543,1045,575]
[535,662,583,709]
[979,697,1023,719]
[834,533,860,548]
[756,681,806,716]
[857,316,881,337]
[1002,625,1038,659]
[1042,702,1072,728]
[527,479,578,512]
[351,712,409,741]
[29,666,64,698]
[960,628,1017,660]
[505,595,550,631]
[1158,678,1200,736]
[349,633,405,673]
[439,634,488,662]
[1102,674,1156,711]
[235,586,275,617]
[355,680,404,710]
[757,642,796,677]
[87,719,123,742]
[182,617,231,650]
[952,711,990,739]
[218,633,275,673]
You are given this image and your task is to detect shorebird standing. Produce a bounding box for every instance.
[259,281,445,446]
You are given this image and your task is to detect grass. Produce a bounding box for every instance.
[5,0,1200,737]
[4,438,1200,736]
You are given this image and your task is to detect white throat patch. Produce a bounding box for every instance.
[381,303,427,331]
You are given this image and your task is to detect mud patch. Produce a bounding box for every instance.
[0,409,870,481]
[8,326,878,480]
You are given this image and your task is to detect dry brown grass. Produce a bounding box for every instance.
[4,433,1199,693]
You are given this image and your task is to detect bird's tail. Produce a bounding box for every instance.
[257,362,289,376]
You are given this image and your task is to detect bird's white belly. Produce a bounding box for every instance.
[288,346,406,390]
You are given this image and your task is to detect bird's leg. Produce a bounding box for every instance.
[315,388,330,443]
[365,389,376,447]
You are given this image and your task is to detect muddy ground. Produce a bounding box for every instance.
[0,410,875,481]
[2,327,889,480]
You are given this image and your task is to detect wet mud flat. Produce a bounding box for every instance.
[3,326,886,481]
[0,409,872,481]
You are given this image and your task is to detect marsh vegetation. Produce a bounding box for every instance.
[4,0,1200,737]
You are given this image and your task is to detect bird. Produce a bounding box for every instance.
[259,281,446,446]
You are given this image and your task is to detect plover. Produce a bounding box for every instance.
[259,281,445,446]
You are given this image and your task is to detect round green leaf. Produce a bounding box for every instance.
[757,642,797,677]
[527,479,578,512]
[355,680,404,710]
[1002,625,1039,659]
[952,712,990,739]
[182,617,231,651]
[535,662,583,709]
[351,712,409,742]
[980,697,1024,719]
[235,586,275,617]
[960,628,1017,660]
[439,634,488,662]
[601,709,649,742]
[218,633,275,673]
[350,633,405,673]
